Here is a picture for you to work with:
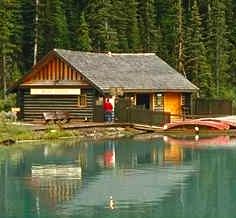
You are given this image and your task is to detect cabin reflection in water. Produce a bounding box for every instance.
[8,138,199,212]
[30,164,82,204]
[25,139,186,207]
[105,139,184,168]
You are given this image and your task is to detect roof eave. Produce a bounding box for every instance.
[102,88,199,94]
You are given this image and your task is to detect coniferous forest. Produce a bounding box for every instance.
[0,0,236,103]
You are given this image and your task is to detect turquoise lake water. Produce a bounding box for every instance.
[1,135,236,218]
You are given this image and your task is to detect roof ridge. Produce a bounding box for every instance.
[110,53,156,56]
[54,48,156,56]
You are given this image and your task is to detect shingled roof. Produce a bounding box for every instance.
[54,49,198,93]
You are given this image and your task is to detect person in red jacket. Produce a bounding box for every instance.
[103,98,113,122]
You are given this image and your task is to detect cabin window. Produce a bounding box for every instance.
[78,94,87,107]
[154,93,164,111]
[181,93,191,115]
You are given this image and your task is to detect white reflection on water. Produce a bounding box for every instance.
[31,164,82,179]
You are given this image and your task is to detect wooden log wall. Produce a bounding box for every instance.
[22,88,96,121]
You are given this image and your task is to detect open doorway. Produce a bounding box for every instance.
[136,94,150,109]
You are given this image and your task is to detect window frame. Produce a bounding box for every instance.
[154,93,164,111]
[77,94,87,107]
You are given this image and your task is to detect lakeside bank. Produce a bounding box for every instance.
[2,118,236,146]
[0,120,146,145]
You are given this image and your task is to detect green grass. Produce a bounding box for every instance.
[0,115,139,145]
[0,117,78,143]
[0,122,37,142]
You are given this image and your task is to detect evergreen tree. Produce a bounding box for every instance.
[0,0,23,98]
[176,0,185,76]
[86,0,118,51]
[206,0,230,98]
[39,0,70,57]
[155,0,178,66]
[112,0,129,51]
[21,0,35,70]
[137,0,160,52]
[225,0,236,97]
[62,0,84,49]
[75,12,92,51]
[112,0,140,52]
[184,0,212,97]
[126,0,140,51]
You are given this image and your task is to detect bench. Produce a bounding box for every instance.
[43,111,70,124]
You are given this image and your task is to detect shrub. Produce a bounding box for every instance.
[0,94,16,112]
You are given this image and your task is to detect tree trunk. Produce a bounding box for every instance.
[33,0,39,65]
[3,54,7,100]
[177,0,186,77]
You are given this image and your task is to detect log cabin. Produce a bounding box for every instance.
[9,49,198,121]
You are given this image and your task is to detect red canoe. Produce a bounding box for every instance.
[163,119,230,130]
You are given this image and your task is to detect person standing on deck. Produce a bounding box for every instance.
[103,98,113,122]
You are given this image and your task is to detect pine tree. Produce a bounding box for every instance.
[0,0,23,99]
[75,12,92,51]
[112,0,140,52]
[184,0,212,97]
[137,0,160,52]
[176,0,185,76]
[86,0,118,52]
[206,0,230,98]
[155,0,178,66]
[62,0,84,49]
[111,0,129,51]
[224,0,236,97]
[21,0,35,70]
[39,0,70,56]
[126,0,140,51]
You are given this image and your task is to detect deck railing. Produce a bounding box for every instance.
[115,106,170,126]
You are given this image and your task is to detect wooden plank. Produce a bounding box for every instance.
[52,58,56,80]
[56,58,59,80]
[68,66,72,80]
[45,65,48,80]
[60,60,64,80]
[47,61,51,80]
[71,69,75,80]
[64,64,68,80]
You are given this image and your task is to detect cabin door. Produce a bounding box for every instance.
[136,94,150,109]
[164,93,181,120]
